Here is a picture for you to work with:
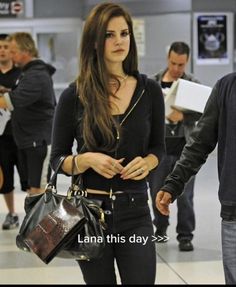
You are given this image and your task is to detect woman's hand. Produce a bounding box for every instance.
[89,153,124,179]
[120,156,149,180]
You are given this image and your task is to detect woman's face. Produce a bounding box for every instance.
[104,16,130,67]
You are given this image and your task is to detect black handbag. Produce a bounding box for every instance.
[24,198,87,264]
[16,156,106,262]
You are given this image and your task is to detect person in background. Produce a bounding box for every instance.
[50,2,165,285]
[0,33,28,230]
[156,72,236,285]
[149,42,201,251]
[0,32,56,199]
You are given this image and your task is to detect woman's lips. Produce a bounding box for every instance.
[113,49,125,53]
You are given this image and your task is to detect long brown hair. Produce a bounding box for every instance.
[77,2,138,152]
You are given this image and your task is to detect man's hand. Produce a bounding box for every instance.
[156,190,172,215]
[0,86,10,93]
[166,109,183,123]
[0,95,8,109]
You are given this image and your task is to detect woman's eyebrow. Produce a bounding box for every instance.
[106,28,129,32]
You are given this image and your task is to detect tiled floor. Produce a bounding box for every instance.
[0,151,225,284]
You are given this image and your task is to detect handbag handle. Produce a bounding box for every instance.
[47,156,67,188]
[48,145,85,192]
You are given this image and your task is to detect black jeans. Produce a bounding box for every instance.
[77,191,156,285]
[149,154,195,241]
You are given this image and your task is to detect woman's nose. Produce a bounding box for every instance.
[114,35,122,45]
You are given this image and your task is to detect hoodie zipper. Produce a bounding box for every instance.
[109,88,145,202]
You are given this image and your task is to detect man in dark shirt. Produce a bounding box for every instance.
[0,32,56,198]
[149,42,201,251]
[0,34,28,229]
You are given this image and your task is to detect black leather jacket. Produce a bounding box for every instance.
[161,72,236,220]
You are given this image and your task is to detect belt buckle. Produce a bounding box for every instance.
[109,188,124,200]
[109,188,117,200]
[109,188,113,199]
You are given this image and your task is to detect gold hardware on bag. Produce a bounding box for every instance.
[77,255,90,261]
[99,208,106,230]
[88,203,106,230]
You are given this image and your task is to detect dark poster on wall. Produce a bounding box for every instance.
[0,0,23,17]
[197,15,228,64]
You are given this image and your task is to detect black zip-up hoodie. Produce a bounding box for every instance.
[50,72,165,193]
[161,72,236,220]
[7,59,56,149]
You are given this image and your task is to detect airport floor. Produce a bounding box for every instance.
[0,151,225,285]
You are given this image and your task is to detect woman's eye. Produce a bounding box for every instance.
[105,31,130,39]
[121,31,130,38]
[105,32,114,39]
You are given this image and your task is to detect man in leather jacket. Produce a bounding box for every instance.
[149,42,201,251]
[156,72,236,284]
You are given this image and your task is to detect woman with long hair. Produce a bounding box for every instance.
[51,2,165,284]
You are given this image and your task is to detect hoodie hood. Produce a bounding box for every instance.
[22,59,56,76]
[129,71,148,102]
[133,71,148,88]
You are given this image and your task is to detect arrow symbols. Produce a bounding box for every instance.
[151,235,169,242]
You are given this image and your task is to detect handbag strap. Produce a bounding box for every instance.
[48,144,85,193]
[48,156,67,188]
